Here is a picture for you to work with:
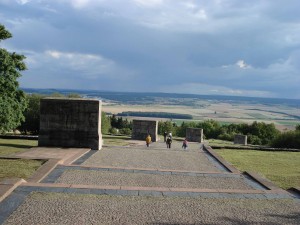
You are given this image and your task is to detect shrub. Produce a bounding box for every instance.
[119,128,132,135]
[109,128,119,135]
[217,133,234,141]
[271,130,300,149]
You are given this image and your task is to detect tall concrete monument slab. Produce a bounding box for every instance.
[38,98,102,150]
[186,128,204,142]
[132,119,158,142]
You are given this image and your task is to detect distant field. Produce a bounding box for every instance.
[103,102,299,131]
[22,88,300,131]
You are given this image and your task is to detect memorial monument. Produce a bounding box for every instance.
[38,98,102,150]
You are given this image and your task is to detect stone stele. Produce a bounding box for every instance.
[186,128,204,142]
[132,119,158,142]
[38,98,102,150]
[234,134,247,145]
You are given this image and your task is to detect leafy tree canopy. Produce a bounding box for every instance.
[0,24,27,133]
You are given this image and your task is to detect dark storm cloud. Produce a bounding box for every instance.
[0,0,299,98]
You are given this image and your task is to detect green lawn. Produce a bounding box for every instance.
[215,149,300,190]
[0,138,37,156]
[0,159,44,182]
[0,138,41,182]
[103,135,132,146]
[207,139,249,148]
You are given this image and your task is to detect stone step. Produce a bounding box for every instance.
[42,166,264,191]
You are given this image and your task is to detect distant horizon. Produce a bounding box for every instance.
[21,87,300,101]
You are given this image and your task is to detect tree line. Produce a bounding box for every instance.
[117,111,192,119]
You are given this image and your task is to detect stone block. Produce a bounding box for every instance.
[234,134,247,145]
[186,128,203,142]
[38,98,102,150]
[132,119,158,142]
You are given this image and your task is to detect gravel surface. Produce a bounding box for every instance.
[82,148,220,172]
[56,170,254,190]
[4,192,300,225]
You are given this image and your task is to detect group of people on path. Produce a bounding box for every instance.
[145,132,188,150]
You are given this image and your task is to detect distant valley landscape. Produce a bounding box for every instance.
[23,88,300,131]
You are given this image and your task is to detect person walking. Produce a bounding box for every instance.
[166,135,172,148]
[146,134,151,147]
[182,138,188,150]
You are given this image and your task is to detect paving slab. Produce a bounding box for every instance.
[55,169,256,190]
[82,147,221,172]
[2,192,299,225]
[0,178,26,203]
[15,147,90,165]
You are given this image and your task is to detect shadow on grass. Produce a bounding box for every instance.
[0,143,34,149]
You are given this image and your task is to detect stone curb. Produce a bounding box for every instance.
[287,187,300,199]
[243,171,290,194]
[16,183,293,200]
[65,164,233,175]
[63,149,91,165]
[210,145,300,152]
[289,187,300,193]
[27,159,61,183]
[0,135,38,140]
[20,182,276,195]
[0,156,50,161]
[0,178,26,203]
[204,145,240,173]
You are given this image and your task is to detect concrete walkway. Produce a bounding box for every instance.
[0,140,299,224]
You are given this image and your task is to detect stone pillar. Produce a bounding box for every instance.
[234,134,247,145]
[38,98,102,150]
[186,128,203,142]
[132,119,158,142]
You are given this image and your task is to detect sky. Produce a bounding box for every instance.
[0,0,300,99]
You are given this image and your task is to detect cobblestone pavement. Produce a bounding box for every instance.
[3,192,300,225]
[56,170,255,190]
[1,140,299,224]
[82,147,220,172]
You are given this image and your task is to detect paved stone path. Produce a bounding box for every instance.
[0,140,299,224]
[82,147,221,172]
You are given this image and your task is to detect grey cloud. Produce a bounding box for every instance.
[1,0,299,98]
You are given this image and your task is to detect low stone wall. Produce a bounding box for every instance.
[234,134,247,145]
[132,120,158,142]
[38,98,102,150]
[186,128,203,142]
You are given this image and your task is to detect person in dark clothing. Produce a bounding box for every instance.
[166,136,172,148]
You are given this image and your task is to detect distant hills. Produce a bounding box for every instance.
[22,88,300,108]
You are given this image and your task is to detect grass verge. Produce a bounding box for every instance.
[0,159,44,182]
[103,135,132,146]
[215,149,300,189]
[0,138,37,156]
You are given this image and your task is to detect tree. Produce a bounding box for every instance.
[101,112,111,134]
[158,121,175,135]
[18,94,42,134]
[198,120,221,139]
[0,24,27,133]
